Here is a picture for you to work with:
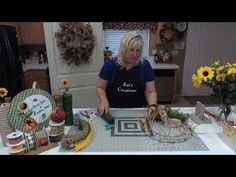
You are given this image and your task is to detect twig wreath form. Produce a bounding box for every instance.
[55,22,96,66]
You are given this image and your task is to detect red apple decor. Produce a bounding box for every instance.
[50,107,66,123]
[49,107,66,142]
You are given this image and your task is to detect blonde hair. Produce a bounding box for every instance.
[117,31,144,66]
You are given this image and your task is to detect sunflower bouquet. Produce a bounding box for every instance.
[0,87,10,107]
[192,61,236,119]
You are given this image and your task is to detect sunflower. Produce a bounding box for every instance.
[0,88,8,98]
[225,63,232,68]
[192,74,202,88]
[197,66,214,82]
[227,67,236,75]
[216,66,224,75]
[60,79,69,92]
[216,73,226,82]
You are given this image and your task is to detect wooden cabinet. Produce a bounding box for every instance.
[150,62,179,103]
[19,22,45,44]
[154,69,178,102]
[24,70,50,93]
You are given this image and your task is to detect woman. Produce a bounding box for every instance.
[96,31,157,115]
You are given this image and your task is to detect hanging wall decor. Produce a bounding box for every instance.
[55,22,96,66]
[159,22,177,43]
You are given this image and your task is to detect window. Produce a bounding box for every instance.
[103,29,150,58]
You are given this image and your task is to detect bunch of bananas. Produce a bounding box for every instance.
[73,123,94,152]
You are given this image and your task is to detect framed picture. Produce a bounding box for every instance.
[174,42,185,50]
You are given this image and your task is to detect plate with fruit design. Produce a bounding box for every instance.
[8,89,56,133]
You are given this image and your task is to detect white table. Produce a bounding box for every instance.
[0,107,235,155]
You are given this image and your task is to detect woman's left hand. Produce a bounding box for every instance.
[148,105,158,120]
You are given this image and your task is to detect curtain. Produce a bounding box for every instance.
[103,22,158,31]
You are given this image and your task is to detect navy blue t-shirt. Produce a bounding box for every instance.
[99,58,155,84]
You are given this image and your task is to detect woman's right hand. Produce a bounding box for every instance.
[98,99,110,116]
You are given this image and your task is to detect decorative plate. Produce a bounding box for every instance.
[8,89,56,133]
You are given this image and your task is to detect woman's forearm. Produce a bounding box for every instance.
[145,81,157,106]
[96,86,110,114]
[146,91,157,106]
[96,87,108,102]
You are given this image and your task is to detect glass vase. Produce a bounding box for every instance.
[222,104,231,121]
[217,97,232,121]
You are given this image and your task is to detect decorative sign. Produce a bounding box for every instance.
[8,89,56,133]
[195,101,205,120]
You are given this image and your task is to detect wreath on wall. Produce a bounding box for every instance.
[159,23,177,43]
[55,22,96,66]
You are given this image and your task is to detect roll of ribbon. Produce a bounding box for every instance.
[63,93,72,112]
[6,131,24,145]
[49,133,64,143]
[34,129,49,147]
[8,147,25,155]
[11,144,25,151]
[49,120,65,135]
[7,140,26,155]
[25,133,37,151]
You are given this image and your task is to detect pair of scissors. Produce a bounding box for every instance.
[105,124,114,130]
[80,111,90,118]
[79,111,97,122]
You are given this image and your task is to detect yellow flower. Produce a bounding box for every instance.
[192,74,202,88]
[216,73,226,81]
[213,60,220,67]
[61,79,68,88]
[197,66,214,82]
[0,88,8,98]
[60,79,69,92]
[227,67,236,75]
[225,63,232,68]
[216,66,224,75]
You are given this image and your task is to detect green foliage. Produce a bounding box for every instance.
[16,109,33,120]
[166,107,189,123]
